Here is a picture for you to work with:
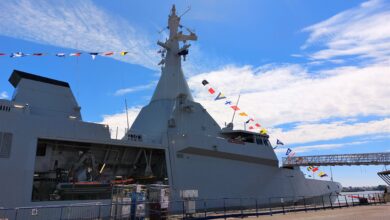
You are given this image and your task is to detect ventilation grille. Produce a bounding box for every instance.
[0,105,11,112]
[0,132,13,158]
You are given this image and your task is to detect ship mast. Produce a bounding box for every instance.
[150,5,197,102]
[157,5,197,65]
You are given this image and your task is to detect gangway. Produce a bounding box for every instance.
[282,152,390,186]
[282,152,390,167]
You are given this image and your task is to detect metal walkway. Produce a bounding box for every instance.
[282,152,390,167]
[377,170,390,185]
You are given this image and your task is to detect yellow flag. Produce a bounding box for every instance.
[260,128,268,135]
[239,112,248,116]
[120,51,128,56]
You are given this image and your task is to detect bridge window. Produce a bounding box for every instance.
[255,136,271,146]
[255,136,262,145]
[128,134,143,142]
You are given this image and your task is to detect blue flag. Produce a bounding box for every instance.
[276,139,284,145]
[10,52,26,58]
[285,148,292,155]
[215,92,226,101]
[89,52,99,60]
[56,53,66,57]
[225,100,232,105]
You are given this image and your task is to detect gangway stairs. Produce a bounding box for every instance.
[377,170,390,186]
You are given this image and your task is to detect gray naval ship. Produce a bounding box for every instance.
[0,5,340,211]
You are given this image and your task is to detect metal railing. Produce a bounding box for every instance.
[378,170,390,186]
[283,152,390,167]
[0,193,385,220]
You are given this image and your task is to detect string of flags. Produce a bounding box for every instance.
[307,166,328,178]
[0,51,130,60]
[201,78,328,178]
[201,79,267,135]
[286,148,328,178]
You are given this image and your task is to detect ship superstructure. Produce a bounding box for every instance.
[0,5,341,210]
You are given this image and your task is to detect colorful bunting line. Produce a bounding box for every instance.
[0,51,130,60]
[201,78,269,135]
[307,165,328,178]
[200,80,321,178]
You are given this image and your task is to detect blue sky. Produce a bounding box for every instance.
[0,0,389,186]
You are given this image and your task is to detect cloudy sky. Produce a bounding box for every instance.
[0,0,389,186]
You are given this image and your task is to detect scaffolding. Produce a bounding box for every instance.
[282,152,390,167]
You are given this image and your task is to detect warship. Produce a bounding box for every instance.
[0,5,341,211]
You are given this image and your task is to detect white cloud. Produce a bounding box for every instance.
[302,0,390,63]
[0,91,8,99]
[188,64,390,128]
[0,0,159,69]
[100,107,142,139]
[273,119,390,145]
[114,81,157,96]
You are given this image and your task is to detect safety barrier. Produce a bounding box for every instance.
[0,193,385,220]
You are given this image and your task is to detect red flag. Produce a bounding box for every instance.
[255,123,261,127]
[249,126,254,130]
[249,118,254,122]
[208,88,215,94]
[0,53,6,56]
[104,52,114,56]
[312,167,319,172]
[70,52,82,57]
[231,105,240,111]
[33,53,44,56]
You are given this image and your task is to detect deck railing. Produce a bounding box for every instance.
[0,192,386,220]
